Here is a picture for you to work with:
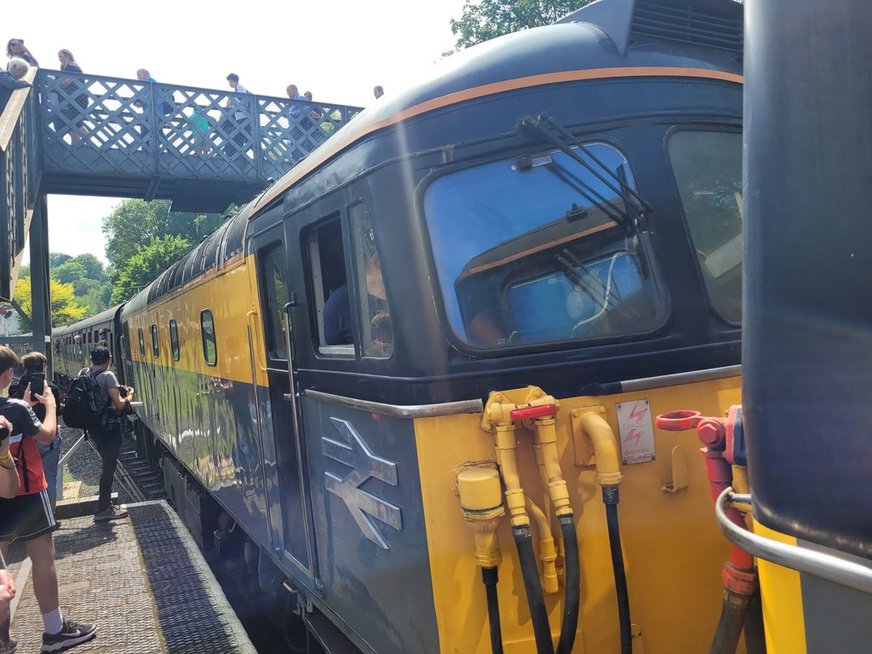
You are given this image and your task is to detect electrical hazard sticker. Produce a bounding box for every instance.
[616,399,655,464]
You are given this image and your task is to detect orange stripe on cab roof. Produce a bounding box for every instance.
[252,66,743,214]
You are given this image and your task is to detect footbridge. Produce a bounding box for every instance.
[0,66,361,352]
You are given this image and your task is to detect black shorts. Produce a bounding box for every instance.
[0,490,56,542]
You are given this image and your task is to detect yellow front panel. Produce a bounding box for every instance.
[415,376,742,653]
[753,521,807,654]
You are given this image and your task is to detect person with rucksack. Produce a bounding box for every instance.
[0,346,97,653]
[9,352,62,512]
[85,346,134,522]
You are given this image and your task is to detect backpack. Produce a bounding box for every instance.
[61,368,108,431]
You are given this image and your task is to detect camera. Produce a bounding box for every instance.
[0,426,9,441]
[118,385,129,398]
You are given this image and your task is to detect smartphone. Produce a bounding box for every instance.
[30,372,45,397]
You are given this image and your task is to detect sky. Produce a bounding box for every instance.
[7,0,467,264]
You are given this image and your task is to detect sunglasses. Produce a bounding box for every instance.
[9,41,23,47]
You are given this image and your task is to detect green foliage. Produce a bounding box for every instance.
[102,199,226,306]
[111,235,193,304]
[48,253,71,268]
[102,199,224,269]
[51,253,111,316]
[450,0,588,50]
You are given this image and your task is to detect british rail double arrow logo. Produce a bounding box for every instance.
[322,417,402,549]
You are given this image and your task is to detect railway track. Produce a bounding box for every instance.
[116,440,167,503]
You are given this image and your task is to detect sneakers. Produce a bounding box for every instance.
[41,619,96,653]
[93,505,128,522]
[0,637,17,654]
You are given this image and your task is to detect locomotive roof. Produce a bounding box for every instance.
[251,0,742,214]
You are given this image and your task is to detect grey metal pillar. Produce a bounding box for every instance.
[29,193,51,371]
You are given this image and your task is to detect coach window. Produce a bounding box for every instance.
[668,129,742,324]
[150,324,159,357]
[349,202,391,357]
[424,142,664,349]
[138,328,145,357]
[259,245,289,360]
[307,215,354,356]
[201,309,217,366]
[169,320,180,361]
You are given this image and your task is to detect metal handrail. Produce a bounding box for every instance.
[715,488,872,595]
[304,389,484,418]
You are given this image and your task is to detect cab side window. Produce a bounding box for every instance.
[307,215,354,356]
[349,203,391,358]
[260,244,290,360]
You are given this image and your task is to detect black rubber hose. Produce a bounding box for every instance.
[709,590,751,654]
[556,514,579,654]
[513,525,555,654]
[744,588,767,654]
[481,567,503,654]
[603,486,632,654]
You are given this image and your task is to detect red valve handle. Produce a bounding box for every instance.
[510,404,557,421]
[655,410,702,431]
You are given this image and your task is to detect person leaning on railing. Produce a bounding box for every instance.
[0,58,30,115]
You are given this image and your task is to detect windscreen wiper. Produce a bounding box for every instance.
[518,112,652,226]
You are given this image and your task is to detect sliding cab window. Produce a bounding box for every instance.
[423,143,665,349]
[349,203,392,358]
[150,324,159,357]
[259,244,290,360]
[138,328,145,357]
[307,215,354,357]
[307,207,392,358]
[201,309,217,366]
[667,130,743,325]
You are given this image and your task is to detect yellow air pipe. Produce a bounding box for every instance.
[527,497,560,594]
[532,412,573,517]
[533,443,566,568]
[482,397,530,527]
[578,411,624,488]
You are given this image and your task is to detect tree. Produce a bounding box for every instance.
[451,0,588,50]
[111,235,193,304]
[102,199,224,270]
[13,276,87,330]
[49,253,72,268]
[52,253,111,316]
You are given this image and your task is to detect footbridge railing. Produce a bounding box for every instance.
[34,69,363,210]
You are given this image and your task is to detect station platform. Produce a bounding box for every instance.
[6,501,257,654]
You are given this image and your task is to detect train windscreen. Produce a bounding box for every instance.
[423,143,665,350]
[668,129,743,324]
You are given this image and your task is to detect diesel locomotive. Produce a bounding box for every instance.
[53,0,755,651]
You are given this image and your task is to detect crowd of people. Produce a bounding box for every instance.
[3,37,387,159]
[0,343,135,654]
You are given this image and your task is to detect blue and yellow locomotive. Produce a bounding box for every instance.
[54,0,756,651]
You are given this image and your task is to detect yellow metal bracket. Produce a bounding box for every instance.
[661,446,688,494]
